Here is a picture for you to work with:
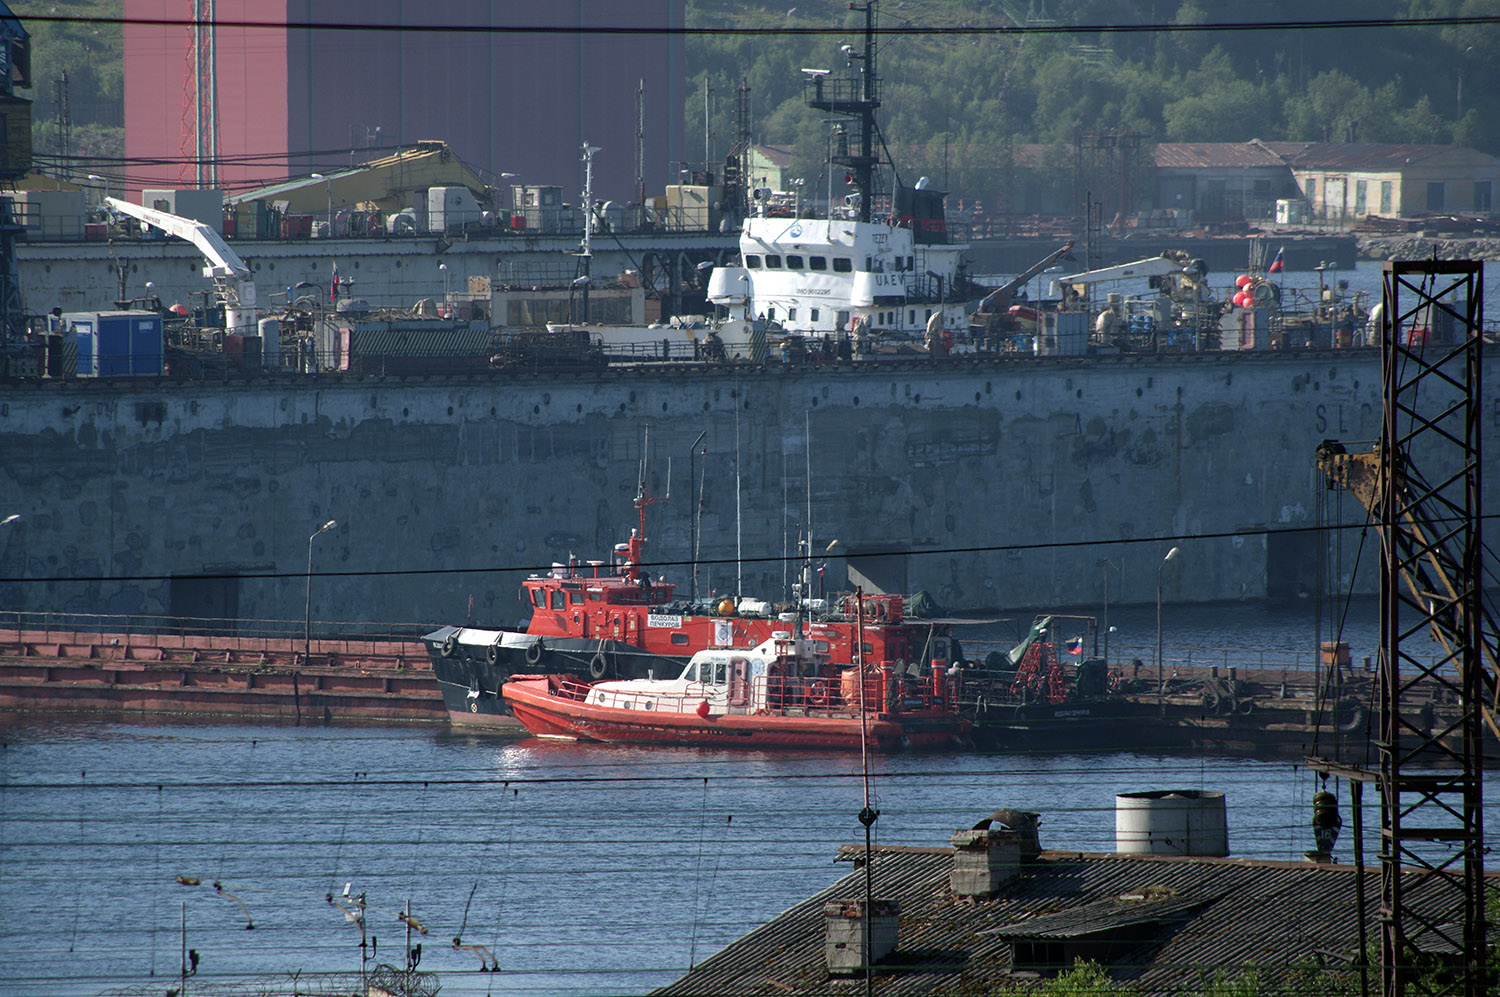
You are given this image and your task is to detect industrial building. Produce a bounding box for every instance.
[122,0,685,202]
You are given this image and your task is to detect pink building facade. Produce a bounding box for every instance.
[124,1,684,202]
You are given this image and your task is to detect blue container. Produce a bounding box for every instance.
[60,311,163,377]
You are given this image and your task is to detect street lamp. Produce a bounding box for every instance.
[1096,557,1120,662]
[86,173,108,211]
[1156,546,1180,709]
[305,519,338,661]
[439,263,450,300]
[310,173,332,236]
[1,514,19,527]
[688,431,706,603]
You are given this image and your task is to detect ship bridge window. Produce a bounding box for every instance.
[684,662,699,681]
[833,258,853,273]
[551,590,565,610]
[764,255,783,268]
[589,591,602,601]
[745,255,762,268]
[531,589,545,608]
[671,632,690,645]
[570,591,584,604]
[785,254,805,269]
[712,661,727,685]
[810,256,828,271]
[788,307,797,321]
[810,308,820,322]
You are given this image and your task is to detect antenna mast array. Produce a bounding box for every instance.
[805,1,880,222]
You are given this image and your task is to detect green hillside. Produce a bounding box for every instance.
[18,0,1498,209]
[685,0,1500,207]
[17,0,123,164]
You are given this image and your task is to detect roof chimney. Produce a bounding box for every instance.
[950,809,1037,899]
[950,823,1021,898]
[824,899,901,975]
[986,809,1042,862]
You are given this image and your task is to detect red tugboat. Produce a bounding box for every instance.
[501,631,968,751]
[422,489,964,729]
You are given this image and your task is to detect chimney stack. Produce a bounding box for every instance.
[951,824,1022,898]
[824,899,901,975]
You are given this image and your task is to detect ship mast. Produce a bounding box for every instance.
[805,1,880,222]
[629,427,669,584]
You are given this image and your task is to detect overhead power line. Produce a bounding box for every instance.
[18,11,1500,38]
[3,513,1493,587]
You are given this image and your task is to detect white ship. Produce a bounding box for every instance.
[705,0,972,356]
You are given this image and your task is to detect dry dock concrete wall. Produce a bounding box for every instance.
[2,351,1494,627]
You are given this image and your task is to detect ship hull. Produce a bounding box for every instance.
[425,628,683,727]
[501,677,966,751]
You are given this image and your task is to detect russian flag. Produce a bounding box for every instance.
[331,261,340,303]
[1268,246,1284,274]
[1066,637,1083,656]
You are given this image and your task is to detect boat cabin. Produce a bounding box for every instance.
[584,633,836,717]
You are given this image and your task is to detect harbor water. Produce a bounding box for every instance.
[3,598,1495,997]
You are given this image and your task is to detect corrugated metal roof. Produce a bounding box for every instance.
[1260,141,1494,171]
[1151,143,1288,169]
[653,845,1482,996]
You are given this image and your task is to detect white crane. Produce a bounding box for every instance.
[104,196,269,362]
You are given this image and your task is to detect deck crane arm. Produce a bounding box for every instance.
[105,196,258,335]
[1315,439,1500,740]
[977,240,1074,314]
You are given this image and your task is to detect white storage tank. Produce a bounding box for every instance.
[258,317,282,368]
[1115,789,1228,857]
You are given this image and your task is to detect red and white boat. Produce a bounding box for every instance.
[501,632,969,751]
[422,487,967,729]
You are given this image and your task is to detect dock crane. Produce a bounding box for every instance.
[1311,260,1488,997]
[104,196,270,363]
[1316,439,1500,740]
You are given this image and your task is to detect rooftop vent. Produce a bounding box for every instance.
[824,898,900,975]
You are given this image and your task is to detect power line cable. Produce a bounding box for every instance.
[20,11,1500,37]
[9,513,1497,587]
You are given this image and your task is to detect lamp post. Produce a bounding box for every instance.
[310,173,332,236]
[3,514,19,628]
[498,172,517,215]
[688,431,706,603]
[305,519,337,661]
[1156,546,1180,710]
[439,263,450,300]
[1096,557,1119,661]
[86,173,108,212]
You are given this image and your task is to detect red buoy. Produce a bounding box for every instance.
[696,700,711,718]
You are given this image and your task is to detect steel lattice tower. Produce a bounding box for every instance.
[1378,260,1487,997]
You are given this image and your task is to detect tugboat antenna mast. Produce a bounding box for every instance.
[806,1,880,222]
